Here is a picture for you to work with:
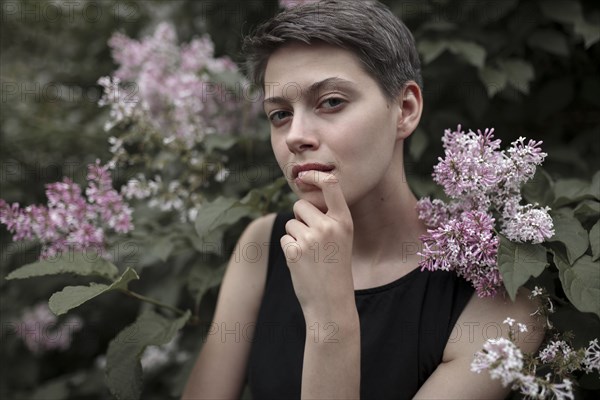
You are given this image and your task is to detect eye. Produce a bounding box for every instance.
[268,110,292,124]
[320,97,346,109]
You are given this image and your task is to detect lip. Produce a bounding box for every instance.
[291,163,335,179]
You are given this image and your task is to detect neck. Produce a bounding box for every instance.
[349,158,427,273]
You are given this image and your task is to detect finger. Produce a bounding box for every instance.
[284,218,308,240]
[293,199,325,227]
[280,234,302,263]
[297,170,350,220]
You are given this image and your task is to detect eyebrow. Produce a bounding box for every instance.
[262,77,357,110]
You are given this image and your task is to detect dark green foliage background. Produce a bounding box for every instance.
[1,1,598,399]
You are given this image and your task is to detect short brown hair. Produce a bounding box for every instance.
[242,0,423,103]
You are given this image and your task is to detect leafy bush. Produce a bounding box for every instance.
[1,1,598,399]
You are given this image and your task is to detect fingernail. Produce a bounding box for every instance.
[298,171,307,178]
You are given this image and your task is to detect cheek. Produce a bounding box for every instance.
[270,135,290,177]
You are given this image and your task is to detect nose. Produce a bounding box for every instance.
[285,111,319,153]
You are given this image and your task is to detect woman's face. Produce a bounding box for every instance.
[263,42,402,212]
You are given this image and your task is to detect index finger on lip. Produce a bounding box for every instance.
[298,170,350,220]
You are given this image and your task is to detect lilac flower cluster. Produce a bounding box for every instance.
[98,23,253,222]
[471,320,576,400]
[9,303,83,354]
[98,22,250,148]
[0,161,133,259]
[472,317,600,400]
[417,126,554,297]
[418,209,501,297]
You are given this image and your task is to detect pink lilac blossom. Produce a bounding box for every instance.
[419,209,502,297]
[0,161,133,260]
[10,303,83,354]
[98,22,248,148]
[417,126,554,297]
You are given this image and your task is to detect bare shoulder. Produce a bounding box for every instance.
[413,287,547,399]
[223,212,277,288]
[181,213,277,399]
[443,286,547,363]
[240,212,278,244]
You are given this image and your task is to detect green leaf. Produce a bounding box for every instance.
[478,66,508,97]
[194,196,259,250]
[106,310,191,400]
[527,29,569,56]
[539,0,600,48]
[591,171,600,200]
[187,264,225,306]
[497,59,535,94]
[497,235,548,301]
[549,212,589,264]
[48,268,139,316]
[590,221,600,262]
[573,15,600,48]
[538,0,581,24]
[553,178,595,207]
[6,251,119,281]
[555,254,600,318]
[203,134,237,153]
[522,168,554,207]
[417,39,486,68]
[417,39,447,64]
[550,300,600,348]
[446,40,486,68]
[574,200,600,224]
[150,236,175,263]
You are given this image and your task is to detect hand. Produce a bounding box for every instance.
[280,170,355,321]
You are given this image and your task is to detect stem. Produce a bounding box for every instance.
[119,288,187,316]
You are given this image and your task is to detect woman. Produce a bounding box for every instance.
[182,1,544,398]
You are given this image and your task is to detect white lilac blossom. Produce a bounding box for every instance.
[471,337,524,386]
[501,204,555,244]
[583,339,600,373]
[471,318,589,400]
[140,333,189,373]
[471,317,577,400]
[417,126,554,297]
[531,286,544,297]
[539,341,576,365]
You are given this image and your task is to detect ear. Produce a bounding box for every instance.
[395,81,423,140]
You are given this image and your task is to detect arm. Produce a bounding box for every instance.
[181,213,276,400]
[414,286,546,399]
[301,313,361,399]
[281,171,360,399]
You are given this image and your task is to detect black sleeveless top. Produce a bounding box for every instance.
[247,212,475,399]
